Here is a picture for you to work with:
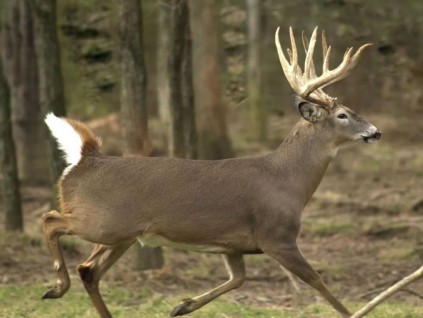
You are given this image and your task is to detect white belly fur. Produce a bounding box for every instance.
[137,234,229,253]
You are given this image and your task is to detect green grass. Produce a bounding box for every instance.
[1,284,422,318]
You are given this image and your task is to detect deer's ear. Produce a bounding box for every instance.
[292,95,326,122]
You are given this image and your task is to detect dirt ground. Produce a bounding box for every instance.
[0,112,422,316]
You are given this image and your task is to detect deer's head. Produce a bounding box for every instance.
[275,27,381,146]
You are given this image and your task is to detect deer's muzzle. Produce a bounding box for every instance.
[362,130,382,144]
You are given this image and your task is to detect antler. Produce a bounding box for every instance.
[275,26,372,107]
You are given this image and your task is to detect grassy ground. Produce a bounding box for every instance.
[1,284,422,318]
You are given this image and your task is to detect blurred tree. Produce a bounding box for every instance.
[30,0,66,208]
[2,0,48,183]
[168,0,186,158]
[167,0,197,159]
[0,56,23,231]
[120,0,151,157]
[156,0,171,134]
[181,0,197,159]
[247,0,267,142]
[189,0,232,159]
[1,0,48,184]
[119,0,164,270]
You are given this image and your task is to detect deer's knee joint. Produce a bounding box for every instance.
[77,265,95,284]
[232,276,245,289]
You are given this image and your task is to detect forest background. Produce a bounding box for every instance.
[0,0,422,317]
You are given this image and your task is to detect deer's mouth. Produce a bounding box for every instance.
[362,131,382,144]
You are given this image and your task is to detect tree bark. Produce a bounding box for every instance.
[0,56,23,231]
[30,0,66,208]
[247,0,267,142]
[159,0,197,159]
[119,0,163,270]
[156,0,171,129]
[168,0,186,158]
[1,0,48,184]
[188,0,231,159]
[119,0,151,157]
[181,1,197,159]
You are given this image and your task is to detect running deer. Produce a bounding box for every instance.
[42,27,381,318]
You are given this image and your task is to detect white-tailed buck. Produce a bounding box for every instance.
[42,27,380,318]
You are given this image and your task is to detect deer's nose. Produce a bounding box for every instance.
[372,130,382,140]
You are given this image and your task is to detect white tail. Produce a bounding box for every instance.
[45,113,101,172]
[45,113,83,166]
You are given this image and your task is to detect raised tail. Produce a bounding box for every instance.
[45,113,101,167]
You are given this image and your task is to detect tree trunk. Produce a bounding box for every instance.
[119,0,163,270]
[168,0,186,158]
[156,1,171,130]
[247,0,266,142]
[120,0,151,157]
[181,1,197,159]
[188,0,232,159]
[159,0,197,159]
[1,0,48,184]
[0,57,23,231]
[30,0,66,208]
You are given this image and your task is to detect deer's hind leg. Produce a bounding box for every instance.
[42,210,74,299]
[77,240,135,318]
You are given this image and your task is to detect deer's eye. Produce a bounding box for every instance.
[337,113,347,119]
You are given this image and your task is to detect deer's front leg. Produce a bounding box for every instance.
[262,243,351,318]
[170,253,245,317]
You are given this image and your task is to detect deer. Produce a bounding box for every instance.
[41,27,381,318]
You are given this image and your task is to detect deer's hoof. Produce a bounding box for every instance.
[170,298,196,317]
[42,284,68,299]
[42,288,61,299]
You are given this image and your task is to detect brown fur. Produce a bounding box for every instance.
[65,118,101,156]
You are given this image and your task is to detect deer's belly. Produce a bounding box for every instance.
[137,234,231,254]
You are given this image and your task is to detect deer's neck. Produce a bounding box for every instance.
[268,119,337,207]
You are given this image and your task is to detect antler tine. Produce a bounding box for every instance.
[322,30,330,73]
[303,46,354,95]
[289,27,298,68]
[351,43,373,65]
[275,27,301,94]
[275,27,290,73]
[304,27,318,82]
[287,48,294,64]
[320,43,373,89]
[322,30,328,56]
[323,46,331,73]
[302,30,309,51]
[302,31,316,79]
